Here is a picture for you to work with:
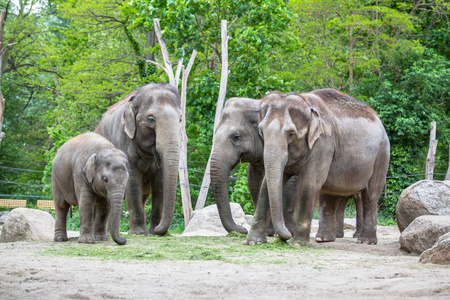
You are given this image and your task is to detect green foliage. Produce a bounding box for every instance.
[230,163,253,214]
[1,0,450,226]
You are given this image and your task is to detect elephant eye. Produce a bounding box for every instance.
[179,116,183,123]
[232,134,241,143]
[259,129,264,138]
[103,176,108,182]
[148,116,156,127]
[288,131,296,139]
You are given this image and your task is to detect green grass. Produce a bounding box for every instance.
[42,234,329,265]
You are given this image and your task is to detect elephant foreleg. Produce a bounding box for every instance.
[94,198,110,241]
[149,175,162,235]
[244,178,270,245]
[127,170,148,236]
[78,190,96,244]
[54,198,70,242]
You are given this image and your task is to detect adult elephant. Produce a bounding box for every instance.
[245,89,390,246]
[210,97,297,235]
[96,83,181,236]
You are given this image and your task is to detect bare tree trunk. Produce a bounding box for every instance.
[0,10,6,147]
[179,50,197,226]
[195,19,229,210]
[147,18,196,226]
[425,121,438,180]
[445,144,450,181]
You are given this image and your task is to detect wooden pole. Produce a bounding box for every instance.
[0,10,6,147]
[445,144,450,181]
[195,19,229,210]
[425,121,438,180]
[146,18,196,225]
[179,50,197,226]
[148,19,176,87]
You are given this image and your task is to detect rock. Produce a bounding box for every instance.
[0,211,10,224]
[182,203,250,237]
[396,180,450,232]
[399,215,450,255]
[245,215,253,227]
[0,208,55,242]
[420,232,450,265]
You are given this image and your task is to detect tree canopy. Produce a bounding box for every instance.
[1,0,449,226]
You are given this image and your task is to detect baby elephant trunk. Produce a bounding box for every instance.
[109,190,127,245]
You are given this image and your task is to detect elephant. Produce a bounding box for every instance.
[210,97,297,235]
[210,97,360,239]
[95,83,181,236]
[52,132,129,245]
[245,89,390,246]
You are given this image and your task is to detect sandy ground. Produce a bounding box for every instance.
[0,225,449,300]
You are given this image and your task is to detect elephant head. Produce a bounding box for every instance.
[210,98,262,234]
[258,92,324,240]
[84,148,129,245]
[122,83,182,235]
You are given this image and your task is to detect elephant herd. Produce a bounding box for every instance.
[52,83,390,246]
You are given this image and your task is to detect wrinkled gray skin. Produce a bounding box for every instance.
[210,97,358,239]
[210,97,297,235]
[245,89,390,246]
[317,192,362,242]
[96,83,181,236]
[52,133,129,245]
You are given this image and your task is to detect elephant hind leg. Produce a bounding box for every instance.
[357,140,390,245]
[315,194,338,243]
[334,196,349,238]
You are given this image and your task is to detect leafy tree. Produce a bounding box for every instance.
[355,47,450,218]
[276,0,419,92]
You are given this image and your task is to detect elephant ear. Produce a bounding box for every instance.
[122,96,136,139]
[83,154,96,184]
[307,107,324,149]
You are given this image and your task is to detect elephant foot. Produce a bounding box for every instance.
[79,234,96,244]
[129,226,149,236]
[315,230,336,243]
[335,228,345,238]
[95,233,108,241]
[288,238,311,248]
[243,230,267,245]
[356,236,377,245]
[54,234,68,242]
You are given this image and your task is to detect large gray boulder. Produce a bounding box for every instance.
[399,215,450,255]
[0,208,55,242]
[396,180,450,232]
[420,232,450,265]
[182,203,250,237]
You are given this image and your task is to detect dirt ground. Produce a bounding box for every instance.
[1,224,449,300]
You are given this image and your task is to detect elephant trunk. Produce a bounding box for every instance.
[264,145,292,241]
[211,149,248,234]
[153,126,180,235]
[108,190,127,245]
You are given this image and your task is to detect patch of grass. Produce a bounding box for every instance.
[378,217,396,226]
[42,234,328,265]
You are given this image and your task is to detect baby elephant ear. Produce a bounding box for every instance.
[122,96,136,139]
[83,154,96,184]
[307,107,324,149]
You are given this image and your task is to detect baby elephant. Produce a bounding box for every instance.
[52,132,129,245]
